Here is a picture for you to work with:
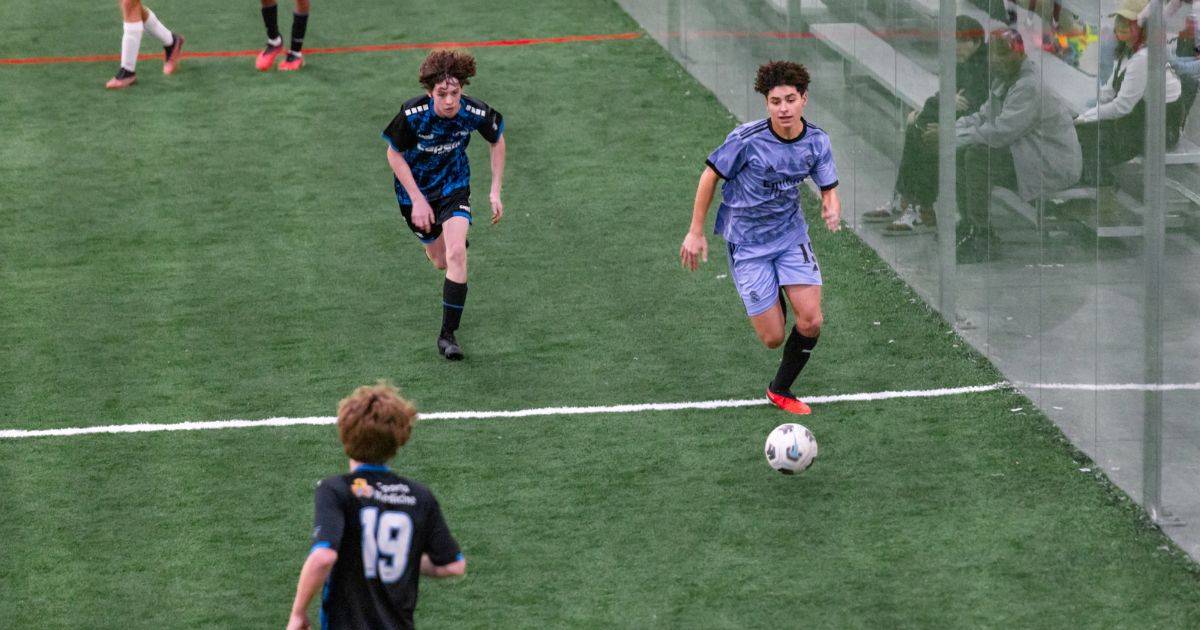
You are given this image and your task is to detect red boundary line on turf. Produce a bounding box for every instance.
[0,32,642,66]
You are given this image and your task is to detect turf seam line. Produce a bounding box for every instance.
[1,383,1009,439]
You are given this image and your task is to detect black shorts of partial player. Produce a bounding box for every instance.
[400,188,473,243]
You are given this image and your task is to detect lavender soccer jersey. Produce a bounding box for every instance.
[705,118,838,245]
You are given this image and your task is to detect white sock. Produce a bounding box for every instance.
[121,21,144,72]
[143,10,174,46]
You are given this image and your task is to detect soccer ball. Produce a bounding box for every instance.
[764,423,818,474]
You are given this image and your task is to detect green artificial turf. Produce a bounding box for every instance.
[2,1,1199,628]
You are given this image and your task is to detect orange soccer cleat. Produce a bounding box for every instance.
[105,68,137,90]
[163,33,185,75]
[278,52,305,71]
[766,388,811,415]
[256,42,284,71]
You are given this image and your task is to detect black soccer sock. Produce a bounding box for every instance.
[261,4,280,42]
[778,287,788,322]
[441,279,468,337]
[770,329,819,394]
[290,12,309,53]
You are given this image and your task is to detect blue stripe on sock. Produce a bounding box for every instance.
[443,302,464,309]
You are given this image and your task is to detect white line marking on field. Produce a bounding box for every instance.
[1014,382,1200,392]
[1,383,1010,440]
[9,381,1199,440]
[5,381,1195,440]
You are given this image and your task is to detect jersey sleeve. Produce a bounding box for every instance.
[310,478,347,552]
[382,111,418,152]
[422,495,462,566]
[813,135,839,191]
[474,103,504,144]
[705,132,746,180]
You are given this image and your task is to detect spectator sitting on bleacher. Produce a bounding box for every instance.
[863,15,988,235]
[1165,2,1200,129]
[1076,0,1184,186]
[943,29,1082,263]
[1096,1,1193,97]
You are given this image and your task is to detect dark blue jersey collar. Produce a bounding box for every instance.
[353,463,390,473]
[769,117,808,144]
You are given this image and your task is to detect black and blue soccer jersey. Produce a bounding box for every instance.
[382,94,504,205]
[310,464,462,630]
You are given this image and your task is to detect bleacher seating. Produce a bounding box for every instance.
[811,0,1200,238]
[910,0,994,24]
[811,22,938,110]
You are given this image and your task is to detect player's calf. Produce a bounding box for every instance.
[424,242,448,270]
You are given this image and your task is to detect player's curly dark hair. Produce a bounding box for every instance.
[754,60,810,97]
[419,50,477,90]
[337,381,416,464]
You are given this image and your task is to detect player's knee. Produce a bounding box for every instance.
[795,315,822,337]
[444,244,467,268]
[759,330,786,349]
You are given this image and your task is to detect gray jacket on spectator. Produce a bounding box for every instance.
[955,58,1082,200]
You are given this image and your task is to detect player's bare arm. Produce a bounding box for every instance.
[488,135,506,224]
[680,166,719,271]
[387,146,434,231]
[287,547,338,630]
[820,188,841,232]
[420,553,468,577]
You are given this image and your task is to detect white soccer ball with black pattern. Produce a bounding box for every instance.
[764,423,818,474]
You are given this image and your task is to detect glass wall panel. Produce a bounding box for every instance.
[617,0,1200,558]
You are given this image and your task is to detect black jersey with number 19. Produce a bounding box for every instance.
[311,464,461,630]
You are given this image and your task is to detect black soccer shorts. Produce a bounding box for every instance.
[399,188,473,243]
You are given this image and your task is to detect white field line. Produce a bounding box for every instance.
[2,383,1008,440]
[7,381,1199,440]
[1014,382,1200,392]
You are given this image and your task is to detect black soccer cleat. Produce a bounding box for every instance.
[437,334,464,361]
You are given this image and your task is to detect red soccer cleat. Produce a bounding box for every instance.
[256,42,284,71]
[766,388,812,415]
[278,52,304,71]
[163,33,184,75]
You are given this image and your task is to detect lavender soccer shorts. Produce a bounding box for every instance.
[725,233,822,317]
